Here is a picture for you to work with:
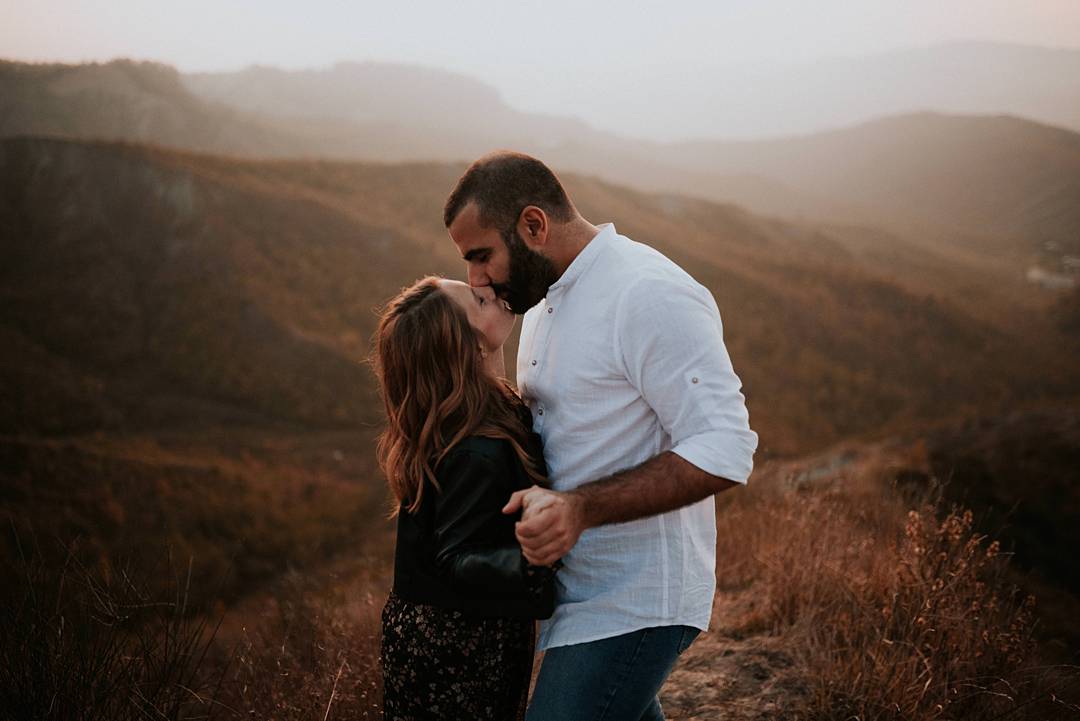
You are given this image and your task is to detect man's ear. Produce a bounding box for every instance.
[518,206,549,249]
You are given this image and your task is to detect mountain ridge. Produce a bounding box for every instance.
[3,136,1074,456]
[5,56,1080,253]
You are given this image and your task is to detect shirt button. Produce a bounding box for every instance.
[547,307,553,314]
[538,408,544,416]
[531,360,537,366]
[691,377,699,384]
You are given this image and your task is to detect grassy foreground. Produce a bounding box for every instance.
[3,440,1078,720]
[706,441,1079,720]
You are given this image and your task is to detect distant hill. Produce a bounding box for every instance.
[0,58,632,166]
[183,58,1080,249]
[5,57,1080,258]
[184,61,593,150]
[0,59,309,156]
[0,137,460,434]
[184,43,1080,145]
[2,137,1074,455]
[667,113,1080,253]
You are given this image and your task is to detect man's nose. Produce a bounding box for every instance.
[467,264,489,288]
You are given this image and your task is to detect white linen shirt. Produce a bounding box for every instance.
[517,223,758,651]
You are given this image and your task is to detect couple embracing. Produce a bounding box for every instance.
[373,152,758,721]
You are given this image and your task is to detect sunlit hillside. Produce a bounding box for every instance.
[668,113,1080,251]
[0,99,1077,720]
[2,134,1076,608]
[4,137,1073,450]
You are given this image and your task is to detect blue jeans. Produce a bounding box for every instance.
[526,625,700,721]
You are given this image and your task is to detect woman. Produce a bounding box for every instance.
[373,276,557,721]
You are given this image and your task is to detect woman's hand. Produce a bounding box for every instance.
[502,486,586,566]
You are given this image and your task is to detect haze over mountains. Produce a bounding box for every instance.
[3,42,1079,453]
[585,42,1080,141]
[4,42,1080,256]
[185,42,1080,143]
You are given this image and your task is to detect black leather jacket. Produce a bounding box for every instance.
[391,430,556,619]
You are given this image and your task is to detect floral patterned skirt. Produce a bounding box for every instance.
[380,592,536,721]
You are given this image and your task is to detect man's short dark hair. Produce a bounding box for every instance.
[443,151,575,230]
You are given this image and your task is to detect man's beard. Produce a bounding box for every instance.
[492,228,559,314]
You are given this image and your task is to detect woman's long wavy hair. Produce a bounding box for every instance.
[373,276,546,516]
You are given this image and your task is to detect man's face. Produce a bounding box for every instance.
[448,202,557,314]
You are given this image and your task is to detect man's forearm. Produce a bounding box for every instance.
[505,451,742,566]
[570,451,739,529]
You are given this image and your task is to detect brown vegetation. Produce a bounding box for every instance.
[1,542,225,720]
[7,437,1075,720]
[210,562,390,720]
[0,429,389,604]
[662,440,1079,720]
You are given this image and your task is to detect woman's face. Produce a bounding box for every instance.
[438,279,516,353]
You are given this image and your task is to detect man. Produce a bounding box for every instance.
[444,151,757,721]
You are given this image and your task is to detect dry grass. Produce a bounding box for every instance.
[0,533,391,721]
[209,443,1079,720]
[714,447,1080,720]
[208,563,390,721]
[0,536,226,721]
[0,430,386,609]
[6,444,1077,720]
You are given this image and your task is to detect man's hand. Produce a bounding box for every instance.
[502,486,586,566]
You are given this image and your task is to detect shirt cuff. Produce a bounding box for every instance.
[671,430,757,484]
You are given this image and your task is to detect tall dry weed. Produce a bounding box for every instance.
[0,533,226,721]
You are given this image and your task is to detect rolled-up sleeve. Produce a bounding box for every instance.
[614,274,758,483]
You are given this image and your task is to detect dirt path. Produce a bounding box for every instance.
[658,445,874,719]
[660,591,809,720]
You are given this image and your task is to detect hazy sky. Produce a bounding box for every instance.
[4,0,1079,140]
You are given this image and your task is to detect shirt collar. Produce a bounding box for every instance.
[548,223,616,295]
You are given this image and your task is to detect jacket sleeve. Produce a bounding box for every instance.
[431,447,549,594]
